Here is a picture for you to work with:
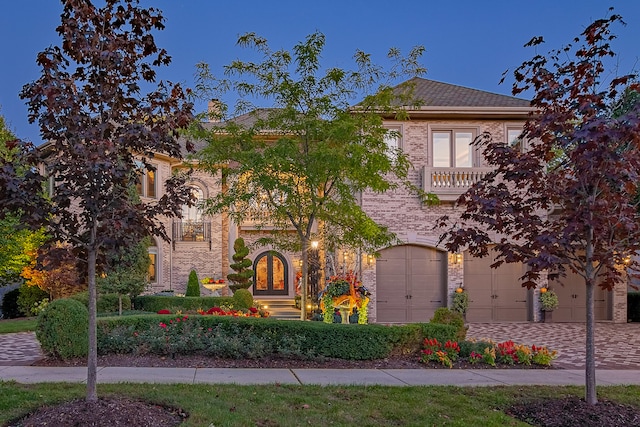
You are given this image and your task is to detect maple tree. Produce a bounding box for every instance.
[438,13,640,405]
[2,0,194,402]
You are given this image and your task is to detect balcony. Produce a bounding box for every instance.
[422,166,494,201]
[172,221,211,249]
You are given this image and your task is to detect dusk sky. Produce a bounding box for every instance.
[1,0,639,145]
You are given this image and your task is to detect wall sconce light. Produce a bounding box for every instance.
[297,259,303,267]
[311,240,319,250]
[366,254,374,265]
[450,252,462,265]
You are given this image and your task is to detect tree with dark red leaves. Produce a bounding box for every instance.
[4,0,194,401]
[438,12,640,405]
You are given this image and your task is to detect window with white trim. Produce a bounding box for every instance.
[148,242,158,284]
[431,129,476,167]
[135,161,157,198]
[383,126,402,158]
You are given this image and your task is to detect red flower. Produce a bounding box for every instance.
[249,307,258,313]
[159,322,167,328]
[157,309,171,314]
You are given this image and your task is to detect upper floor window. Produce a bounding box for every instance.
[135,161,156,198]
[507,126,525,151]
[179,185,208,242]
[384,126,402,153]
[432,129,476,167]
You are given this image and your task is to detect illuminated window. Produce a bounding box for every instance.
[148,242,158,284]
[180,186,205,241]
[135,161,157,198]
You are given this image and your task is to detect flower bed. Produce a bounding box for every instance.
[419,337,557,368]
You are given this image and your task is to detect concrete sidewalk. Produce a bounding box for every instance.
[2,365,640,386]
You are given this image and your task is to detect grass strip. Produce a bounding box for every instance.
[1,383,638,427]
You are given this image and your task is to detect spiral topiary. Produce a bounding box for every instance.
[36,298,89,359]
[227,238,254,293]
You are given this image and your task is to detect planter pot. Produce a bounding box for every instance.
[542,310,553,323]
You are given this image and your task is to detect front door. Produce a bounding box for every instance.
[253,251,288,296]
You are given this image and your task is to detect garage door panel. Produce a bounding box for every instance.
[464,249,528,322]
[550,270,611,322]
[496,306,527,321]
[376,245,446,323]
[376,302,408,323]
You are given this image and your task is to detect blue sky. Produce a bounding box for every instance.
[1,0,639,145]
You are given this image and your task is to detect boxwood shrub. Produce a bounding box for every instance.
[95,314,458,360]
[36,298,88,359]
[69,291,132,314]
[132,295,235,312]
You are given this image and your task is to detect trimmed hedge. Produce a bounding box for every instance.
[629,292,640,322]
[95,315,459,360]
[132,295,235,312]
[36,298,88,359]
[70,291,132,314]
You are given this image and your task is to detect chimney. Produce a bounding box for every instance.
[207,99,222,123]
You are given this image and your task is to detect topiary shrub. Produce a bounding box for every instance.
[36,298,88,359]
[185,270,201,297]
[430,307,467,341]
[227,238,254,293]
[1,288,23,319]
[233,288,254,309]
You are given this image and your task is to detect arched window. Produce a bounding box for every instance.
[253,251,288,296]
[180,186,206,241]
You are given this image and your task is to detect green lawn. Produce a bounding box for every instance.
[0,318,37,334]
[0,383,638,426]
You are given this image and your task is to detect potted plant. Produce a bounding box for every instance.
[452,287,469,320]
[539,287,559,322]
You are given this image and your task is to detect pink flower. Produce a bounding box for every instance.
[159,322,167,328]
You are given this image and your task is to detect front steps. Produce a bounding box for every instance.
[254,299,300,320]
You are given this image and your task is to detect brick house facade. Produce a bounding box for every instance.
[147,78,627,323]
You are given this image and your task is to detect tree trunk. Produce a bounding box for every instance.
[585,278,597,404]
[584,226,597,405]
[86,245,98,402]
[118,294,123,316]
[300,237,309,321]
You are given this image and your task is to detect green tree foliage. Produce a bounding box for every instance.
[227,238,254,292]
[438,13,640,405]
[190,32,428,318]
[186,270,201,297]
[0,114,46,286]
[2,0,194,402]
[97,238,151,315]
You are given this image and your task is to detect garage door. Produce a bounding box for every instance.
[376,245,446,323]
[549,270,611,322]
[464,252,529,322]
